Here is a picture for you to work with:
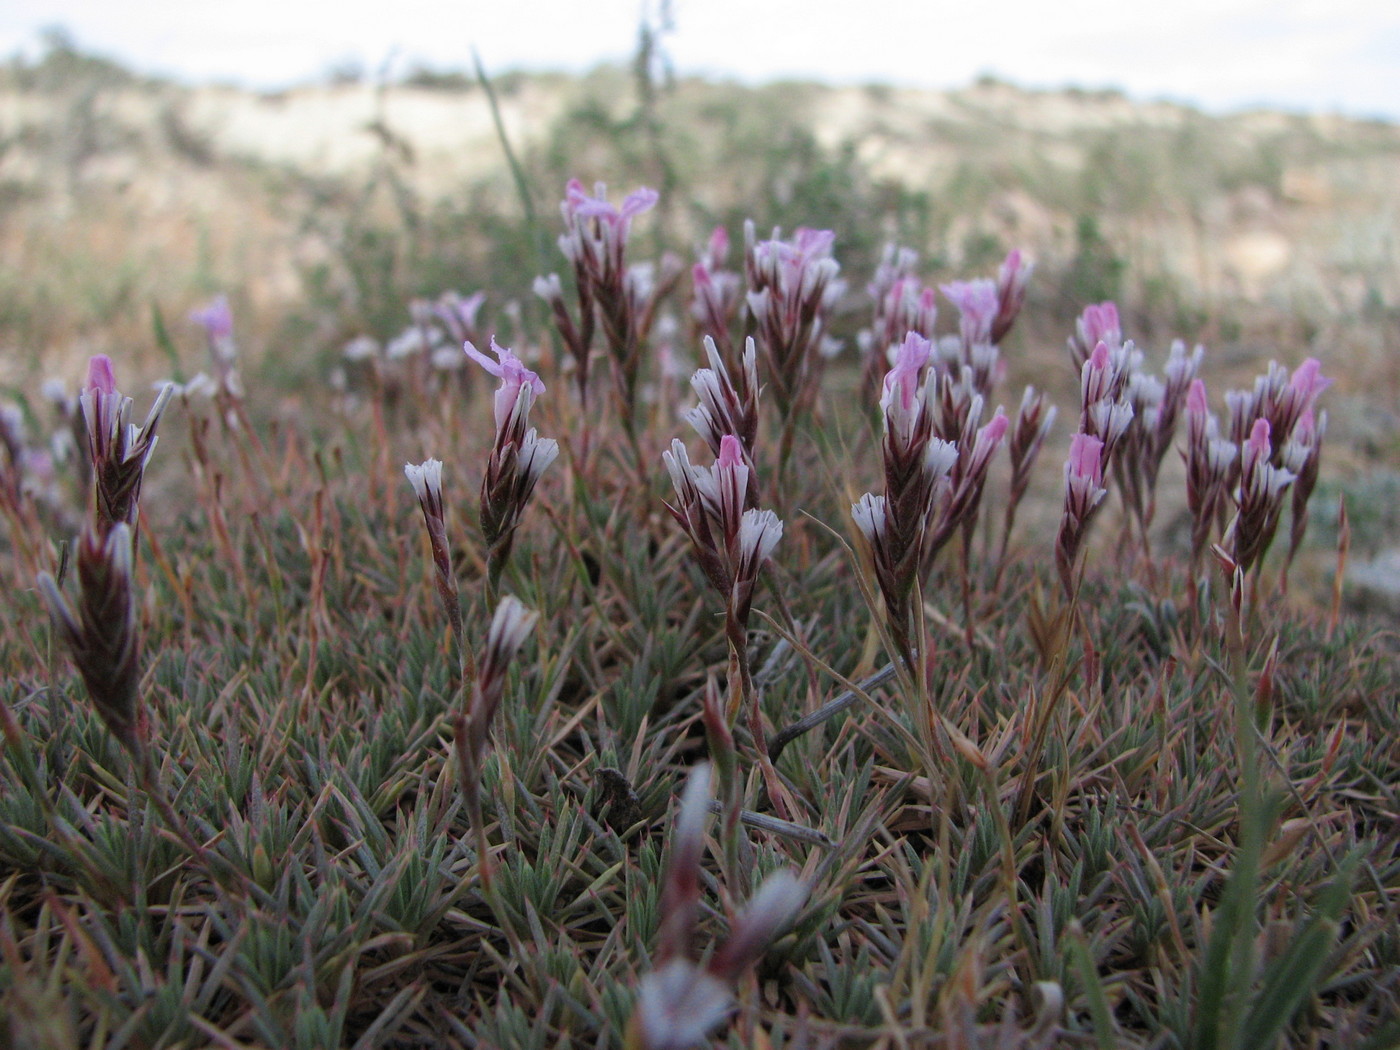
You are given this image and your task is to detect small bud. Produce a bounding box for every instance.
[708,868,808,981]
[403,458,443,505]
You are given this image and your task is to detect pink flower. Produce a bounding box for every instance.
[433,290,486,342]
[1081,302,1120,349]
[1186,378,1209,419]
[991,250,1032,342]
[85,355,117,396]
[1229,415,1297,573]
[1067,431,1105,489]
[663,437,781,625]
[1081,341,1115,406]
[713,434,750,541]
[1055,431,1111,595]
[1288,358,1330,401]
[880,332,933,430]
[974,408,1010,459]
[716,433,744,471]
[701,226,729,269]
[744,223,844,415]
[1242,417,1273,475]
[189,295,233,341]
[1267,356,1332,444]
[464,338,545,431]
[940,278,999,347]
[563,179,658,233]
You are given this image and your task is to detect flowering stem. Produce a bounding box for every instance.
[959,525,975,650]
[1195,564,1270,1046]
[702,677,745,884]
[1015,588,1079,827]
[485,547,505,610]
[724,609,793,822]
[771,414,807,518]
[453,712,495,893]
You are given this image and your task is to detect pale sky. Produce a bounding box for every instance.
[3,0,1397,121]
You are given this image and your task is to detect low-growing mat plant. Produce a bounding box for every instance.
[1,177,1398,1050]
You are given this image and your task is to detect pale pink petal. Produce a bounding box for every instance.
[85,355,117,396]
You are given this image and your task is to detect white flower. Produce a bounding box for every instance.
[403,458,443,504]
[483,596,538,668]
[533,273,564,302]
[923,437,959,482]
[343,336,380,361]
[737,508,783,572]
[517,431,560,488]
[633,959,734,1050]
[164,372,219,399]
[431,346,466,371]
[851,492,888,546]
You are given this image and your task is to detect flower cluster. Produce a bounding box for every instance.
[1068,300,1122,371]
[1227,418,1297,575]
[1112,339,1203,538]
[81,355,175,537]
[1183,378,1239,574]
[453,596,538,877]
[937,248,1033,401]
[689,226,743,367]
[852,335,952,645]
[38,522,146,764]
[1226,358,1330,454]
[852,333,1008,660]
[1052,305,1147,596]
[1076,338,1135,463]
[465,339,560,588]
[39,355,173,772]
[1179,357,1329,588]
[663,435,782,633]
[537,180,676,413]
[923,396,1009,570]
[628,763,807,1050]
[743,223,844,423]
[338,291,492,400]
[1054,433,1110,596]
[858,244,937,405]
[1061,303,1218,569]
[858,247,1029,419]
[998,384,1058,567]
[403,458,462,646]
[1195,356,1331,581]
[189,294,244,398]
[685,335,760,465]
[939,278,1001,392]
[990,248,1032,344]
[664,429,786,800]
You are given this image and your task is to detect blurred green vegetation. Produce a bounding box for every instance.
[1,32,1397,414]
